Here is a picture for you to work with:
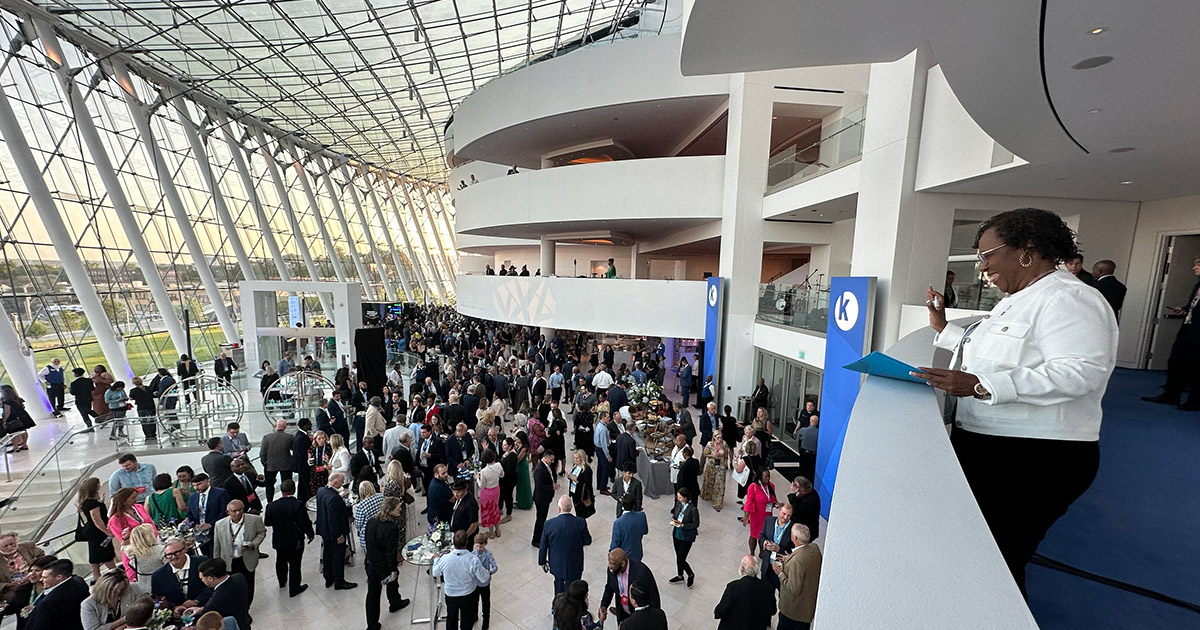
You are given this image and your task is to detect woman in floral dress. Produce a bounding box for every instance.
[527,411,547,458]
[308,431,332,497]
[700,437,729,511]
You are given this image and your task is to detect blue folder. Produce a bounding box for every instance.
[843,351,928,383]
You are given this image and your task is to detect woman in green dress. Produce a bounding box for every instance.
[145,473,186,526]
[173,466,196,503]
[515,429,533,510]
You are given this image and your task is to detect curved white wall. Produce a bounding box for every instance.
[455,155,725,236]
[450,34,729,156]
[456,274,707,339]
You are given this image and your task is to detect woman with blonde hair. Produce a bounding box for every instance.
[382,460,409,498]
[329,433,352,477]
[80,567,147,630]
[353,481,386,549]
[76,477,117,580]
[120,523,163,582]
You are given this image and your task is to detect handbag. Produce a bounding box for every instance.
[74,511,91,542]
[731,464,751,487]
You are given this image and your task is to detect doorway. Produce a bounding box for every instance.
[1147,234,1200,369]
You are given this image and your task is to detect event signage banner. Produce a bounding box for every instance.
[815,276,876,519]
[703,276,723,392]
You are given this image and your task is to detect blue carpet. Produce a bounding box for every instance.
[1026,368,1200,629]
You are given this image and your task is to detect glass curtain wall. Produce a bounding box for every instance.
[0,12,452,385]
[754,349,823,453]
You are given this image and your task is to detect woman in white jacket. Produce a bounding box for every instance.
[80,568,147,630]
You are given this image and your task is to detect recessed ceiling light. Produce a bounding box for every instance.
[1088,108,1103,114]
[772,116,778,120]
[1089,26,1108,34]
[1073,56,1114,70]
[1119,180,1133,185]
[1110,147,1135,153]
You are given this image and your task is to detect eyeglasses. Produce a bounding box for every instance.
[976,243,1008,266]
[164,550,186,558]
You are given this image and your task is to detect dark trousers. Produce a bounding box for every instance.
[365,566,402,630]
[263,469,293,503]
[760,558,780,589]
[478,583,491,630]
[231,556,256,606]
[296,470,311,504]
[75,398,96,427]
[552,574,575,597]
[499,483,515,516]
[445,590,479,630]
[322,538,347,586]
[532,500,551,544]
[47,383,65,411]
[137,410,157,440]
[680,386,690,408]
[595,455,610,492]
[1163,326,1200,401]
[276,543,304,595]
[799,450,817,483]
[672,537,694,577]
[353,414,366,451]
[951,427,1099,596]
[777,613,811,630]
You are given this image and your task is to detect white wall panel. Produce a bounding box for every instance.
[753,321,826,370]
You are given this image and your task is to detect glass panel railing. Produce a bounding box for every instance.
[757,284,830,335]
[766,107,866,195]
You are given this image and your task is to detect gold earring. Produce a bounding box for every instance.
[1019,252,1033,268]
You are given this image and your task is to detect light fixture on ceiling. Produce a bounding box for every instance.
[1119,180,1133,185]
[1087,108,1103,114]
[1072,56,1113,70]
[1089,26,1108,34]
[771,116,778,120]
[1109,147,1135,153]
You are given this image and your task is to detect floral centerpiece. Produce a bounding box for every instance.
[148,606,177,630]
[158,518,195,546]
[404,522,453,564]
[627,381,664,407]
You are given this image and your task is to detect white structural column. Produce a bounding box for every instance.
[419,182,457,278]
[717,73,774,400]
[540,239,557,276]
[288,144,347,284]
[34,25,189,359]
[0,81,133,381]
[113,64,239,345]
[0,312,51,413]
[397,178,452,297]
[849,50,952,349]
[432,187,457,250]
[253,128,337,322]
[215,110,291,282]
[319,156,375,300]
[340,160,397,300]
[359,165,416,300]
[168,91,257,284]
[380,172,436,301]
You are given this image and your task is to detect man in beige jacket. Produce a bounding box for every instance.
[773,523,822,629]
[364,396,387,456]
[213,499,267,607]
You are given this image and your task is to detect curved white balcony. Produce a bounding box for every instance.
[454,155,725,240]
[449,33,729,167]
[456,274,707,339]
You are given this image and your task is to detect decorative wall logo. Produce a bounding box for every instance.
[708,284,719,307]
[834,290,859,332]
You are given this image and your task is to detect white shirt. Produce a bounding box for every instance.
[933,270,1118,441]
[591,371,614,390]
[330,448,352,475]
[669,446,685,483]
[229,518,246,558]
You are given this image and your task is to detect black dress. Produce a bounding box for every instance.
[79,498,116,564]
[571,466,596,519]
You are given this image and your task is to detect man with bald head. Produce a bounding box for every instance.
[714,555,777,629]
[599,547,659,624]
[213,499,266,606]
[1092,259,1127,321]
[445,422,476,472]
[260,418,294,503]
[315,473,357,590]
[539,496,592,596]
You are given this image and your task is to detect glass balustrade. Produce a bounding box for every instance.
[766,107,866,194]
[757,283,830,335]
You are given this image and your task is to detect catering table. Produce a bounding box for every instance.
[634,435,673,500]
[403,528,454,628]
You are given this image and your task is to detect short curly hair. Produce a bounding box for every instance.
[974,208,1079,264]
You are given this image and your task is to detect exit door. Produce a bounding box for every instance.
[1147,234,1200,369]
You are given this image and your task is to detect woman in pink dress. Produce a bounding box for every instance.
[527,411,547,459]
[106,487,156,559]
[742,469,777,556]
[476,450,505,537]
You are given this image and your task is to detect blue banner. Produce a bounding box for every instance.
[815,276,875,520]
[703,276,722,390]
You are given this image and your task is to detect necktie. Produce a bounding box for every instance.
[199,493,207,521]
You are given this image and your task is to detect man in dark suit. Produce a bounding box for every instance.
[1143,259,1200,411]
[151,539,212,610]
[417,425,444,495]
[263,479,314,597]
[679,358,693,410]
[750,377,770,418]
[223,458,264,514]
[213,351,237,385]
[329,391,350,446]
[314,399,333,436]
[1065,253,1095,285]
[1092,259,1128,321]
[714,555,777,630]
[539,496,592,596]
[611,463,643,518]
[350,436,383,487]
[444,422,475,473]
[449,478,481,545]
[531,452,558,546]
[531,369,548,401]
[259,419,293,504]
[202,437,234,489]
[787,476,821,544]
[758,502,795,590]
[292,418,313,503]
[25,559,89,630]
[606,383,627,415]
[619,580,668,630]
[192,559,251,630]
[426,464,454,525]
[614,423,639,475]
[364,497,410,630]
[187,474,231,557]
[676,401,696,447]
[599,549,659,625]
[442,393,466,426]
[315,473,357,590]
[461,385,480,420]
[699,402,719,448]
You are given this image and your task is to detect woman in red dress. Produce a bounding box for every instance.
[742,469,777,556]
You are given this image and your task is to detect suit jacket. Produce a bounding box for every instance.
[714,575,777,630]
[620,607,669,630]
[223,473,264,513]
[203,574,251,630]
[187,487,232,526]
[678,409,696,443]
[789,490,821,542]
[606,386,627,413]
[679,363,693,388]
[614,432,639,473]
[611,476,643,516]
[364,406,386,439]
[364,517,401,577]
[315,486,351,539]
[443,403,466,426]
[444,433,475,471]
[538,512,591,579]
[150,556,212,606]
[213,514,267,572]
[699,411,719,439]
[601,559,660,612]
[260,429,293,472]
[1095,275,1127,319]
[677,457,701,500]
[349,449,382,484]
[292,430,313,474]
[759,517,796,567]
[609,510,648,563]
[426,478,454,525]
[25,575,89,630]
[532,460,556,506]
[202,451,234,489]
[314,409,332,436]
[391,447,416,478]
[531,377,547,399]
[213,357,237,379]
[778,544,822,623]
[670,500,699,543]
[263,495,313,550]
[419,434,445,469]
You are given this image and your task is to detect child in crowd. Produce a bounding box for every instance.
[473,531,499,630]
